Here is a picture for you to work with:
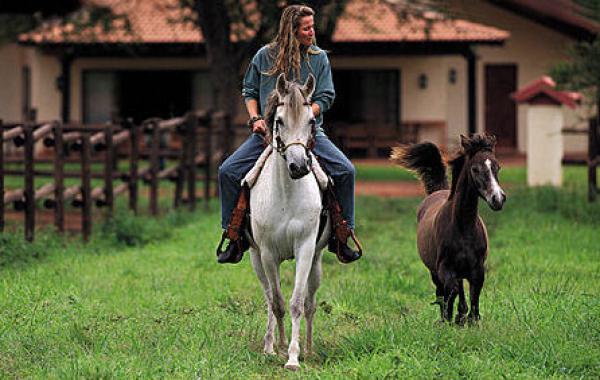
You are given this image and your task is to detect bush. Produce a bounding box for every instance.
[0,228,62,267]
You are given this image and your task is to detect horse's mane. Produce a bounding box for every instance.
[264,83,307,136]
[448,134,496,198]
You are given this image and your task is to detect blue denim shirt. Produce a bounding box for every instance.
[242,45,335,136]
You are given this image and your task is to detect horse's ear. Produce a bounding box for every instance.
[276,73,287,98]
[460,134,470,150]
[303,74,316,100]
[488,134,497,148]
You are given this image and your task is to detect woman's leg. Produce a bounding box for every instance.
[312,135,355,229]
[218,133,265,229]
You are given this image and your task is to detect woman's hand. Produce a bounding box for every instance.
[252,119,267,135]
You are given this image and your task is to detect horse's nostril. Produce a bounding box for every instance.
[289,163,298,172]
[501,193,506,203]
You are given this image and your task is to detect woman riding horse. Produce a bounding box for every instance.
[217,5,362,264]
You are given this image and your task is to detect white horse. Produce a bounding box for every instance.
[245,73,330,371]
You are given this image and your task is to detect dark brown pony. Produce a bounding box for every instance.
[391,134,506,324]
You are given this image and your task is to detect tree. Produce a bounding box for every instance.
[550,0,600,125]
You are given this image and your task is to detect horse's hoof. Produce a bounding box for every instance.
[264,348,276,356]
[284,362,300,371]
[455,314,467,326]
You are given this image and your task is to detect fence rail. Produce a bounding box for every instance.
[0,109,228,241]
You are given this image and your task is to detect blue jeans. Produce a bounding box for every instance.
[218,133,355,230]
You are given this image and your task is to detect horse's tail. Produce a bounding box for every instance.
[390,142,448,194]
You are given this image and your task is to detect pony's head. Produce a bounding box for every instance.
[453,134,506,211]
[265,73,316,179]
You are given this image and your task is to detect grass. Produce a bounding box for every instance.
[0,168,599,378]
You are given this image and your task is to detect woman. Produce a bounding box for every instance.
[217,5,362,264]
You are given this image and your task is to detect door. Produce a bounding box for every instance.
[485,64,517,148]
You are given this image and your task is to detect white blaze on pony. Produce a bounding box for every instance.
[244,73,330,371]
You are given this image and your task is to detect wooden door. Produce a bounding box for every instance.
[485,64,517,148]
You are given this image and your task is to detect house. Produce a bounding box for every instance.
[1,0,598,156]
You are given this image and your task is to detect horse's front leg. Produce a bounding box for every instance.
[438,261,457,322]
[285,243,315,371]
[260,253,288,352]
[304,252,322,358]
[250,249,276,355]
[468,266,485,324]
[455,280,468,326]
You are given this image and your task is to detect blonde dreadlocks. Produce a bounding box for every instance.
[265,5,320,81]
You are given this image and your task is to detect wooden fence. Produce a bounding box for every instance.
[0,110,228,241]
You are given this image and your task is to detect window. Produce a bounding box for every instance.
[328,69,400,125]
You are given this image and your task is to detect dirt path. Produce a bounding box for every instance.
[355,181,424,198]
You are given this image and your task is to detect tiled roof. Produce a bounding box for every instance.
[19,0,508,45]
[333,1,509,42]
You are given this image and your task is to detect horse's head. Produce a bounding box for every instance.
[267,73,316,180]
[460,134,506,211]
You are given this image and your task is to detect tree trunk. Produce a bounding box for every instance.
[194,1,240,115]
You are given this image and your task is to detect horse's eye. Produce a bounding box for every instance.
[471,166,481,174]
[275,119,283,126]
[309,118,316,126]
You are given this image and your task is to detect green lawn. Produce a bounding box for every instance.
[0,168,599,378]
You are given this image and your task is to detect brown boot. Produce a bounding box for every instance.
[216,185,250,264]
[325,185,363,264]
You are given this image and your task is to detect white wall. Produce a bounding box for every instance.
[0,43,23,121]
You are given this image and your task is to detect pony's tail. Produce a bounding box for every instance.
[390,142,448,194]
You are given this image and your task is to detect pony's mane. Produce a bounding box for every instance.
[448,134,496,198]
[264,83,307,134]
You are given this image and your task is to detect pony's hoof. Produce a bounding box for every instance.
[264,348,276,356]
[467,314,481,325]
[284,362,300,371]
[455,314,467,326]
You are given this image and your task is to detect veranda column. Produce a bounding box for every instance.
[512,76,581,187]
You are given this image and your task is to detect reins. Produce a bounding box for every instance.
[272,100,317,158]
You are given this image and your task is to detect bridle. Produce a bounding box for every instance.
[272,100,317,163]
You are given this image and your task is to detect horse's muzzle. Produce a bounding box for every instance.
[289,162,310,179]
[488,192,506,211]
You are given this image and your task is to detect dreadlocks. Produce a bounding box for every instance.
[265,5,320,81]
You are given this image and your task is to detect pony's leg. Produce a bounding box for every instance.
[260,254,287,351]
[250,249,276,355]
[455,280,468,326]
[285,244,315,371]
[430,272,444,322]
[468,266,485,324]
[438,262,457,322]
[304,253,322,357]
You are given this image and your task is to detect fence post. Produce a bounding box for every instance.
[0,119,4,233]
[204,112,212,211]
[129,120,139,214]
[589,118,598,202]
[81,133,92,241]
[53,121,65,233]
[186,114,197,211]
[104,122,114,215]
[149,120,160,215]
[174,116,188,209]
[24,123,35,242]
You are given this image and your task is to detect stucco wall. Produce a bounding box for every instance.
[450,0,584,153]
[330,55,466,148]
[23,48,61,122]
[0,43,23,121]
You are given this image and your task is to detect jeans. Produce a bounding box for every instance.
[218,133,355,230]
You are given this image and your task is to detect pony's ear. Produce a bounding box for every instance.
[302,74,316,100]
[276,73,287,98]
[460,134,471,150]
[488,134,497,148]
